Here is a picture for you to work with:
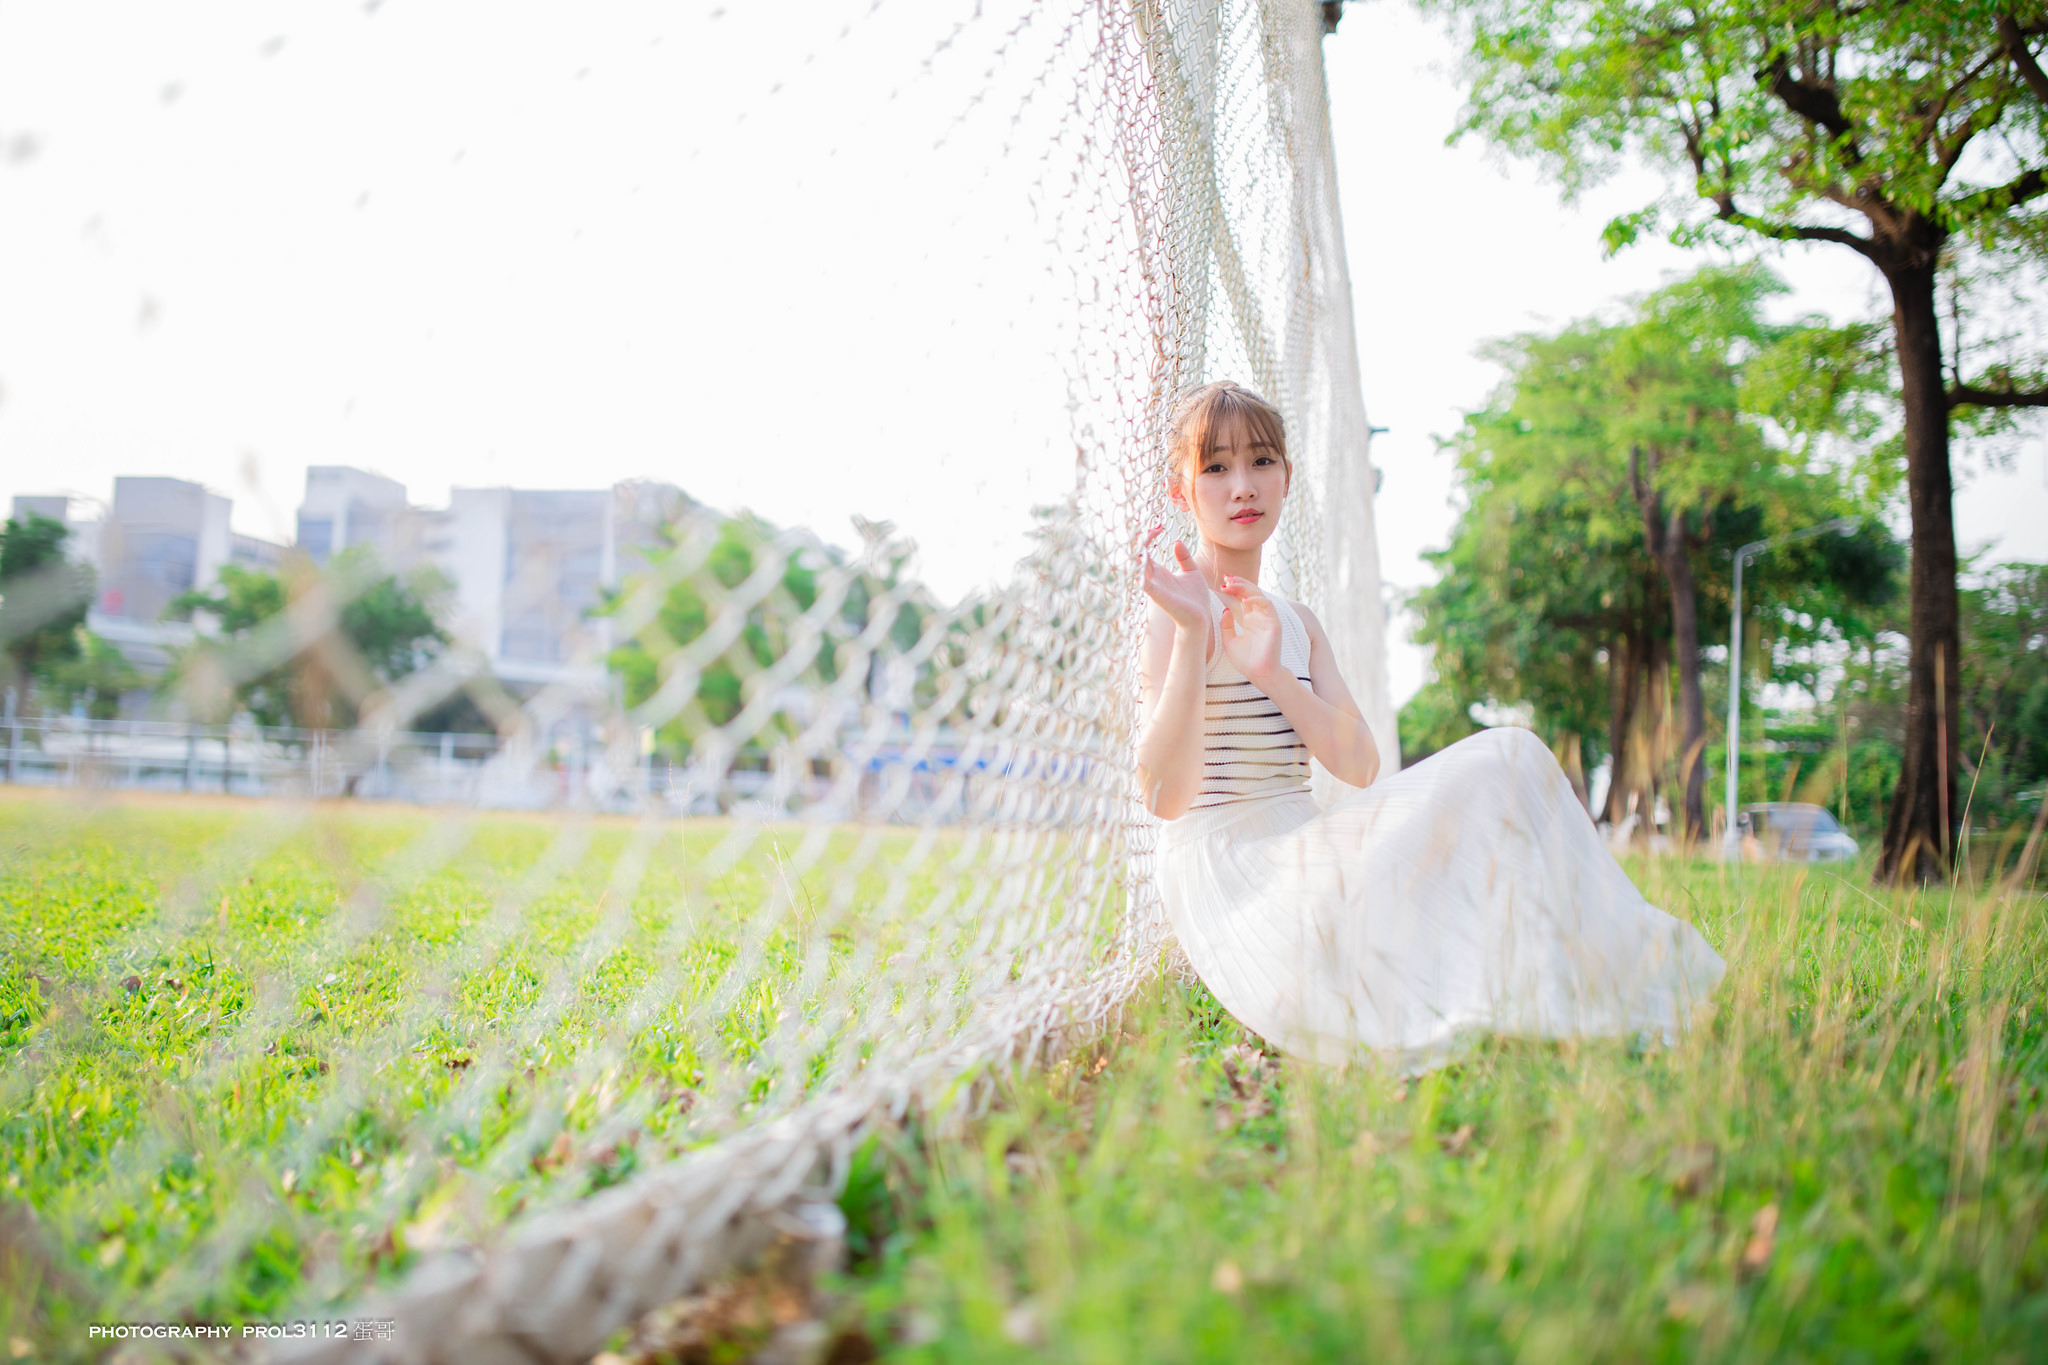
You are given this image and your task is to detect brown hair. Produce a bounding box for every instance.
[1165,381,1288,500]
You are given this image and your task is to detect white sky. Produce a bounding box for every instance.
[2,1,2043,708]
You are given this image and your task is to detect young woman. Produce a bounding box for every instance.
[1139,381,1725,1069]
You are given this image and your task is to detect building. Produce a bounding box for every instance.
[12,467,690,704]
[10,478,287,677]
[97,478,236,624]
[287,468,689,687]
[434,480,689,686]
[296,466,419,569]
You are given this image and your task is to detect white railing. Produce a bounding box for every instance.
[0,713,1036,821]
[1,715,509,804]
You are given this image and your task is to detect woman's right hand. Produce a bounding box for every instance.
[1142,527,1211,633]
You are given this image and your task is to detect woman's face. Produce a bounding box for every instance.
[1174,412,1288,551]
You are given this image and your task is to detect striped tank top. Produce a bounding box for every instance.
[1192,588,1313,811]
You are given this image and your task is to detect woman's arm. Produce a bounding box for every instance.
[1135,535,1214,820]
[1216,580,1380,789]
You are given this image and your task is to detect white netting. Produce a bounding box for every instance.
[1,2,1392,1358]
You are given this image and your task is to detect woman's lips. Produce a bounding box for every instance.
[1230,510,1263,523]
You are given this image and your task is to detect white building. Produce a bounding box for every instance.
[296,466,418,569]
[292,468,688,689]
[11,479,287,674]
[97,477,235,624]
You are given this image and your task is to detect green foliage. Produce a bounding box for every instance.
[848,860,2048,1362]
[333,568,447,683]
[45,630,144,721]
[172,562,285,635]
[0,514,95,706]
[606,512,933,763]
[1412,264,1894,813]
[1413,318,1657,767]
[1427,0,2048,279]
[1959,562,2048,829]
[1421,0,2048,868]
[170,549,447,728]
[1396,677,1481,766]
[1727,561,2045,842]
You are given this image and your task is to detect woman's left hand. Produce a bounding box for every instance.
[1217,576,1283,686]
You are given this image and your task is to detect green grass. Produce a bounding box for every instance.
[836,856,2048,1363]
[6,791,2045,1363]
[0,790,950,1357]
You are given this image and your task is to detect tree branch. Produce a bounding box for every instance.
[1711,194,1876,256]
[1920,45,2009,175]
[1948,381,2048,409]
[1945,166,2048,225]
[1760,54,1864,167]
[1999,12,2048,106]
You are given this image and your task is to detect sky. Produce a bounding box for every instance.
[1,0,2043,710]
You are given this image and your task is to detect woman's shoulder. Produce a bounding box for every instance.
[1269,592,1325,637]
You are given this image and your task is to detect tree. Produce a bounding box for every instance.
[1957,561,2048,843]
[0,514,94,705]
[1424,0,2048,875]
[606,511,934,764]
[170,549,447,728]
[48,630,143,721]
[1417,315,1685,830]
[1415,266,1893,840]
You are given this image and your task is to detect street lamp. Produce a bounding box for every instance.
[1723,516,1860,860]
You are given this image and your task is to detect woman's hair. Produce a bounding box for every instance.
[1165,381,1288,496]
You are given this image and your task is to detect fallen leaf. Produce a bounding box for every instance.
[1740,1202,1778,1276]
[533,1132,574,1172]
[1219,1044,1270,1097]
[1667,1142,1718,1199]
[1442,1123,1475,1156]
[1664,1283,1715,1322]
[1210,1259,1243,1294]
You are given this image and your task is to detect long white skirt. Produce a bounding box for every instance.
[1155,726,1726,1069]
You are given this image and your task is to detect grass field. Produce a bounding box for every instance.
[0,790,956,1358]
[836,854,2048,1364]
[3,791,2045,1363]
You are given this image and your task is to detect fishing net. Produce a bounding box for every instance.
[2,1,1392,1359]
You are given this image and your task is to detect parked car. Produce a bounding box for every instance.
[1737,803,1860,864]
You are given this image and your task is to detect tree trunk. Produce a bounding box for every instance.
[1643,634,1672,840]
[1877,260,1962,883]
[1660,511,1707,844]
[1604,629,1640,827]
[1632,450,1708,844]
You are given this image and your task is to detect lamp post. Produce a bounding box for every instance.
[1723,516,1860,860]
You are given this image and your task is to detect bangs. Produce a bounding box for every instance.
[1201,389,1286,459]
[1169,381,1288,474]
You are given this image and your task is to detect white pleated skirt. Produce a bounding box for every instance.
[1155,726,1726,1069]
